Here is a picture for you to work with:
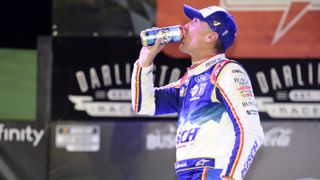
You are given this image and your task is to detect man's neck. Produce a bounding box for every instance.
[191,52,218,65]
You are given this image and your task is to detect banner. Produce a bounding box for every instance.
[157,0,320,58]
[0,122,47,180]
[49,121,320,180]
[50,37,320,120]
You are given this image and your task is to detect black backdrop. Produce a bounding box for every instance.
[50,37,320,121]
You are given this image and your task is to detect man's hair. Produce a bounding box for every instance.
[214,39,225,54]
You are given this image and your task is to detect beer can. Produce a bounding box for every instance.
[140,25,184,46]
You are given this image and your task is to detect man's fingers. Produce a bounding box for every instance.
[154,37,162,47]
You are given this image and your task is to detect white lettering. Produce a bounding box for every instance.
[107,89,131,100]
[175,161,188,169]
[289,90,320,102]
[33,129,45,147]
[114,64,122,85]
[282,65,293,88]
[26,126,33,142]
[308,63,313,85]
[0,124,45,147]
[75,63,185,93]
[125,63,131,84]
[76,71,89,93]
[90,68,101,89]
[255,63,320,94]
[169,68,181,83]
[270,68,282,90]
[159,65,169,86]
[296,64,304,86]
[101,65,112,86]
[256,72,269,94]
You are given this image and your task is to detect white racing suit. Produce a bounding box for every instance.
[131,54,265,180]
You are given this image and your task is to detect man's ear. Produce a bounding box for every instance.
[205,32,218,44]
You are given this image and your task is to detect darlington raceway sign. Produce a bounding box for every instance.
[51,37,320,120]
[246,60,320,119]
[68,62,184,117]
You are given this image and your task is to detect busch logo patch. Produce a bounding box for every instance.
[176,122,200,148]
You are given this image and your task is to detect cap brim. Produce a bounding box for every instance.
[183,4,203,20]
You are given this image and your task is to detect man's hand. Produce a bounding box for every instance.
[138,37,165,67]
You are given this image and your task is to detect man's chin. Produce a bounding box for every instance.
[179,43,189,54]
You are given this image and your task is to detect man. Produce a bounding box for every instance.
[131,4,265,180]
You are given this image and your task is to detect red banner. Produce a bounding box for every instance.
[157,0,320,58]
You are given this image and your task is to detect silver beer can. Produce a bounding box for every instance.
[140,25,184,46]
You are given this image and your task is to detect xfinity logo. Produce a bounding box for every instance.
[0,124,45,147]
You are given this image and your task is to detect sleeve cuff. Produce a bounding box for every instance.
[134,60,153,75]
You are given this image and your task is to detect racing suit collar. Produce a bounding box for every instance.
[187,54,226,76]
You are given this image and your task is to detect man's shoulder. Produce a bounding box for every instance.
[210,59,236,83]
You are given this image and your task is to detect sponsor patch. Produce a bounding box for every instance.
[176,122,200,148]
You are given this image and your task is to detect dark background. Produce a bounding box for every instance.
[0,0,51,48]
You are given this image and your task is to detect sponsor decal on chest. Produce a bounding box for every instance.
[189,74,210,101]
[190,83,208,101]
